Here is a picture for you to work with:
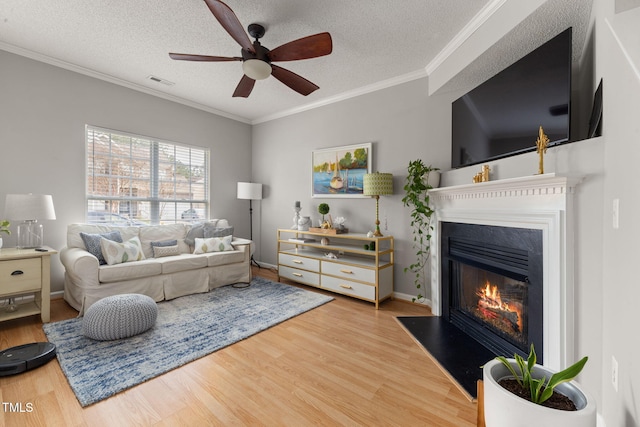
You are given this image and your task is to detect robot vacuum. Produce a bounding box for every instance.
[0,342,57,376]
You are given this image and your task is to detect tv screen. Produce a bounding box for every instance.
[451,28,572,168]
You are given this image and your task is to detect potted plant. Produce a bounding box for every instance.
[401,160,439,302]
[318,203,330,228]
[0,219,10,249]
[483,344,596,427]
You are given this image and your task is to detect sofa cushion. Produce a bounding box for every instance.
[184,223,205,246]
[157,254,208,274]
[153,244,181,258]
[80,230,123,265]
[68,224,139,250]
[193,235,234,254]
[204,249,245,267]
[98,259,162,283]
[204,225,234,238]
[101,236,146,265]
[184,219,230,246]
[139,224,189,258]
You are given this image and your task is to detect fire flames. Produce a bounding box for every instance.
[476,281,523,333]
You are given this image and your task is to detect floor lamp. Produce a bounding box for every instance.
[237,182,263,268]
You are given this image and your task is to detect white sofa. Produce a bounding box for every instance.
[60,220,252,315]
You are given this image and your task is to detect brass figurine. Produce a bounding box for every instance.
[473,164,491,183]
[536,126,550,174]
[482,164,490,182]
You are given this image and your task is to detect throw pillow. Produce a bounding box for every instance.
[153,244,181,258]
[184,223,205,246]
[203,225,234,238]
[101,236,146,265]
[151,239,180,258]
[193,235,234,254]
[80,230,123,265]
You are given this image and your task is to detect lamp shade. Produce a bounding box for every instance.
[237,182,263,200]
[363,173,393,196]
[242,59,272,80]
[4,194,56,220]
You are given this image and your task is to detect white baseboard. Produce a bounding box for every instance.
[254,261,277,270]
[393,291,433,309]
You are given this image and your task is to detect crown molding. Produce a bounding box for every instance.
[251,69,428,124]
[425,0,507,76]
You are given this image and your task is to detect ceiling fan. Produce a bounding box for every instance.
[169,0,333,98]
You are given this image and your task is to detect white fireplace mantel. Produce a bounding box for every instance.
[429,173,582,370]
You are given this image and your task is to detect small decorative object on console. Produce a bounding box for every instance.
[297,216,311,231]
[333,216,346,230]
[320,237,330,246]
[292,201,301,229]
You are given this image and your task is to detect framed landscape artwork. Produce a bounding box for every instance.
[312,143,372,198]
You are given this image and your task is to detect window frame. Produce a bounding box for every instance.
[85,125,209,225]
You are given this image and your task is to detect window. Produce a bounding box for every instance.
[86,126,209,225]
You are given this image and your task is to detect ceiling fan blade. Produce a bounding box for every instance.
[169,53,242,62]
[232,75,256,98]
[269,32,332,62]
[271,65,319,96]
[204,0,255,53]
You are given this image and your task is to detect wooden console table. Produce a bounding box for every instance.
[0,247,56,323]
[277,229,394,309]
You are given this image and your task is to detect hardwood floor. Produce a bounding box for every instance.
[0,267,478,426]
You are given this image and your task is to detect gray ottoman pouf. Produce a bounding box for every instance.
[83,294,158,341]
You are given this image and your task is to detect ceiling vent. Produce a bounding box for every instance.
[147,75,175,86]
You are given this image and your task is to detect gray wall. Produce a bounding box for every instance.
[251,4,640,427]
[596,2,640,426]
[0,50,253,294]
[252,78,457,302]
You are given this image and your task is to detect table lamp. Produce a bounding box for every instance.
[363,172,393,236]
[4,194,56,249]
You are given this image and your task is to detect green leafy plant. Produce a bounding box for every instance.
[401,160,439,302]
[496,344,588,405]
[0,219,10,236]
[318,203,330,222]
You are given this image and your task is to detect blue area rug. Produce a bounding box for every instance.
[43,277,333,407]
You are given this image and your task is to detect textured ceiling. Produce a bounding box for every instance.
[0,0,592,124]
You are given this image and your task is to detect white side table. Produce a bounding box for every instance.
[0,247,57,323]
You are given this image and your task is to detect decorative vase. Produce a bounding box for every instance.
[427,170,441,189]
[297,216,311,231]
[292,206,301,229]
[483,359,596,427]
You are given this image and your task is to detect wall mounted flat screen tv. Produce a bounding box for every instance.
[451,28,572,168]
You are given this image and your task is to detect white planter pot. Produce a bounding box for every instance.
[483,359,596,427]
[427,170,441,189]
[0,237,3,248]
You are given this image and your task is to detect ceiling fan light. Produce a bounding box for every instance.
[242,59,272,80]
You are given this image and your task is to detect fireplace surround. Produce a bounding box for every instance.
[429,173,581,371]
[441,222,543,362]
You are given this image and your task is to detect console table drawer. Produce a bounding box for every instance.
[279,265,320,287]
[321,275,375,300]
[0,258,42,294]
[278,253,320,272]
[321,262,375,283]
